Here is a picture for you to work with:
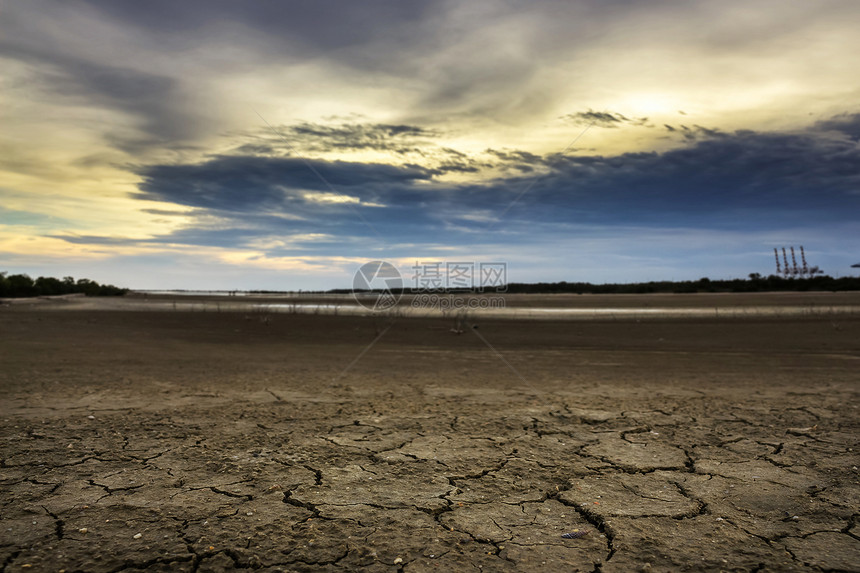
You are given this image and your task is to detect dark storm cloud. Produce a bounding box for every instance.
[486,149,543,164]
[485,149,544,173]
[229,121,485,174]
[134,155,434,213]
[524,128,860,227]
[143,121,860,227]
[121,151,492,250]
[278,122,439,155]
[814,112,860,142]
[291,122,432,141]
[662,124,722,140]
[68,116,860,254]
[563,110,650,128]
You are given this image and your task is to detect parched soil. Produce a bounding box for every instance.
[1,298,859,572]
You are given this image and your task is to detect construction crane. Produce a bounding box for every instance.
[790,247,799,277]
[800,246,809,276]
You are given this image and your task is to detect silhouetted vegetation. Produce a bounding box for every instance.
[331,274,860,296]
[0,272,127,298]
[502,274,860,294]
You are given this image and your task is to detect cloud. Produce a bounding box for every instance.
[662,124,723,140]
[133,155,434,214]
[528,127,860,228]
[72,0,440,57]
[485,149,543,173]
[301,191,385,208]
[0,40,198,150]
[562,110,650,129]
[286,122,438,153]
[40,146,860,288]
[86,116,857,263]
[140,208,194,217]
[4,1,860,288]
[814,112,860,142]
[0,205,69,228]
[229,120,488,176]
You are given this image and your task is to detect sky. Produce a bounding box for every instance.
[2,0,859,291]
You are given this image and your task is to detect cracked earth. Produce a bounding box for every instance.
[1,302,859,571]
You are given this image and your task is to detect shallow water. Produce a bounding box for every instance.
[22,296,860,321]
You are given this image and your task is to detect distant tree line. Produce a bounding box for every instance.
[0,272,127,298]
[327,273,860,296]
[322,274,859,296]
[503,274,860,294]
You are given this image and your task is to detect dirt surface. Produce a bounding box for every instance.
[1,295,859,572]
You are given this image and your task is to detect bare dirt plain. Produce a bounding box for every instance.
[1,293,859,572]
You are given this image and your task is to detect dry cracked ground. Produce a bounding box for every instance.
[1,305,859,572]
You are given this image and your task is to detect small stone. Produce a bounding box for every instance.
[87,415,95,420]
[246,511,254,516]
[78,528,88,534]
[133,533,142,539]
[393,557,403,564]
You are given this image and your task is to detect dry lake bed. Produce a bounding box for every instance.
[1,293,859,572]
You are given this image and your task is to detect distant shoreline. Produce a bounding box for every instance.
[133,274,860,297]
[5,291,859,322]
